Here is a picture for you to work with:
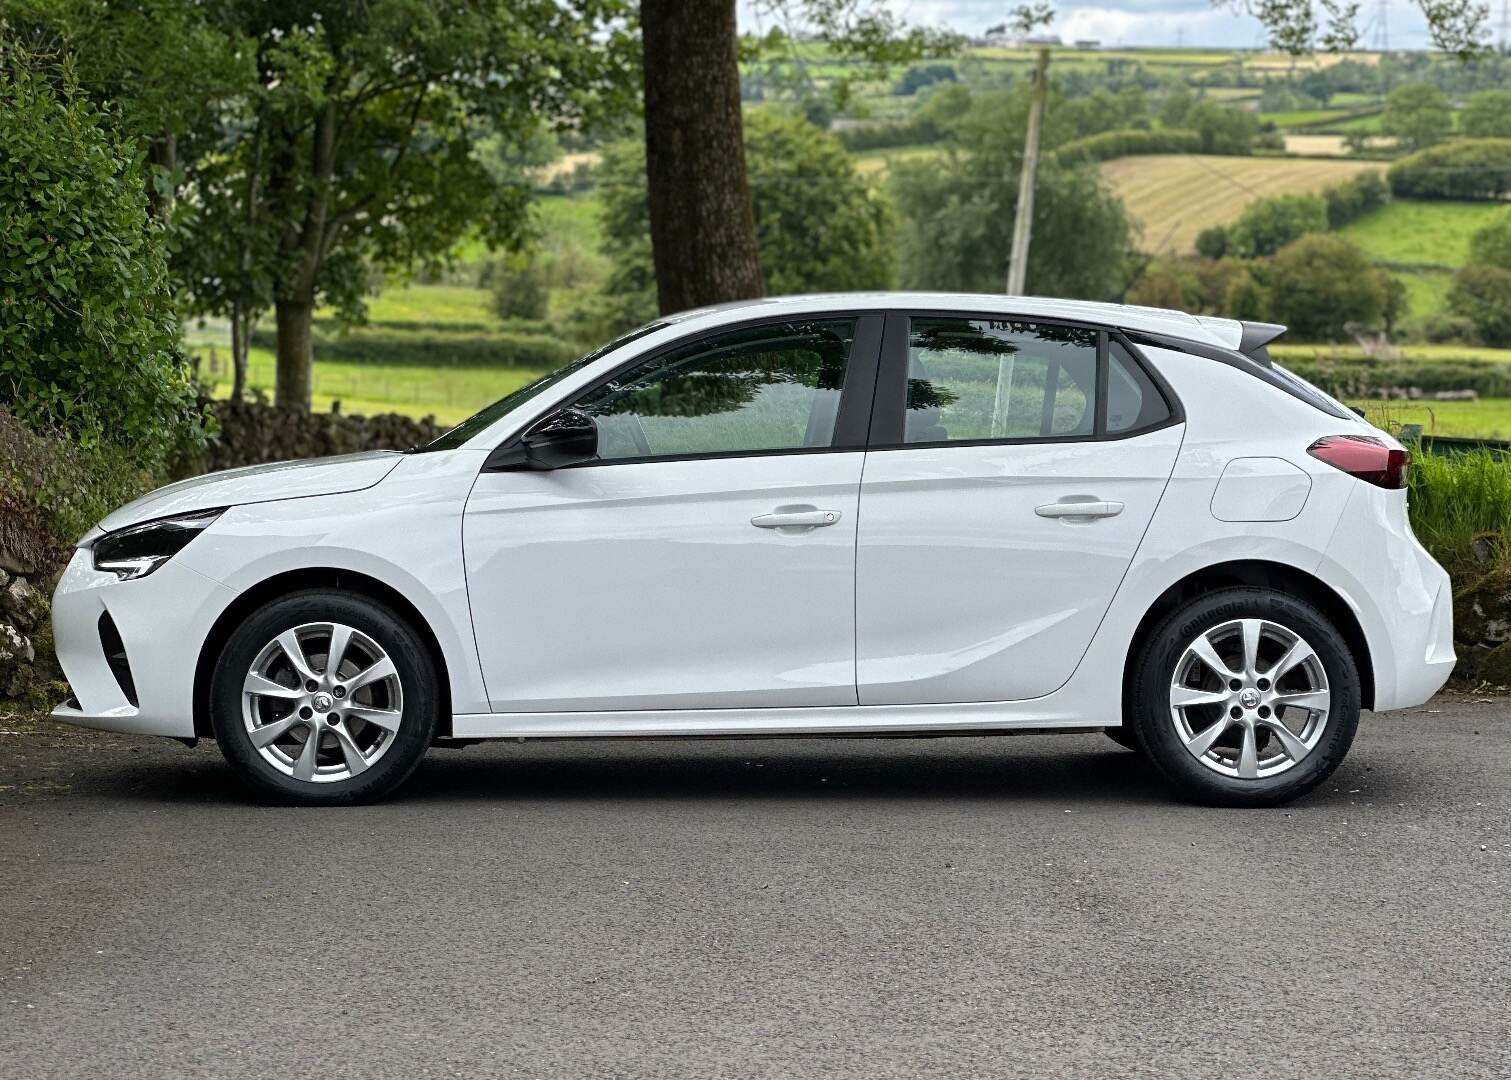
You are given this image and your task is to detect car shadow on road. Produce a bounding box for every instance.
[89,732,1387,809]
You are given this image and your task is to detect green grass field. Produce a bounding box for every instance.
[1338,200,1506,269]
[1353,399,1511,440]
[1272,343,1511,364]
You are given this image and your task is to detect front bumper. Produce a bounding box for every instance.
[50,548,235,738]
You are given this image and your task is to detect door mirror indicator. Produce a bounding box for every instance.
[485,408,598,471]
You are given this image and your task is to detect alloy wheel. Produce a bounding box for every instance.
[1168,618,1331,780]
[240,622,404,783]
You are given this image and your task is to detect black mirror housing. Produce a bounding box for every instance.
[485,408,598,471]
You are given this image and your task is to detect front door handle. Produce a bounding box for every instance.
[751,507,842,531]
[1035,499,1124,520]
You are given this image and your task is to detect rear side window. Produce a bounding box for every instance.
[904,318,1099,443]
[1106,339,1173,433]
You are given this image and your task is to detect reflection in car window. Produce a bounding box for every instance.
[577,319,856,461]
[904,318,1098,443]
[415,320,670,452]
[1106,338,1173,433]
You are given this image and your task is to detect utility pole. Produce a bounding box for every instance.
[1006,45,1050,295]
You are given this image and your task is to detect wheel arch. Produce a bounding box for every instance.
[193,567,454,740]
[1122,559,1374,716]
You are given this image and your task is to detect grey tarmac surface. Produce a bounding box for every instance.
[1,694,1508,1080]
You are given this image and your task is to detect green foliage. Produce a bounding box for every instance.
[1381,83,1453,152]
[1052,128,1204,166]
[1159,91,1258,153]
[1461,90,1511,138]
[589,111,897,336]
[1194,226,1228,260]
[1405,449,1511,576]
[0,58,200,457]
[1388,139,1511,201]
[1322,170,1389,229]
[1265,234,1395,341]
[247,322,578,370]
[895,63,957,96]
[1281,352,1511,400]
[1466,211,1511,272]
[1448,265,1511,347]
[1226,193,1329,258]
[486,257,551,322]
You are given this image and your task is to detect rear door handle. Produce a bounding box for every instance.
[1035,500,1124,520]
[751,507,842,531]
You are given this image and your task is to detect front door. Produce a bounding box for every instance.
[463,314,880,713]
[855,314,1184,705]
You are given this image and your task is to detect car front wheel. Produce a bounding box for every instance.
[1130,587,1360,807]
[210,590,439,805]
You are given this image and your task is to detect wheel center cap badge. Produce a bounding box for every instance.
[313,692,333,711]
[1239,689,1260,709]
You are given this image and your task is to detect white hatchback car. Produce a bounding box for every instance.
[52,294,1454,805]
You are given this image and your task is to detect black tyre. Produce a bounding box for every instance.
[1129,587,1359,808]
[1103,727,1143,752]
[211,589,439,805]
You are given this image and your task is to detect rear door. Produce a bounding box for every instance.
[855,313,1184,705]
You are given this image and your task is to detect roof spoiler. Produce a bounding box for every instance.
[1238,321,1286,367]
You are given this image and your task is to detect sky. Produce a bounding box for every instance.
[737,1,1449,52]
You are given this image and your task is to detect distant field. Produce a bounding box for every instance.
[1101,154,1377,253]
[196,345,544,426]
[1352,399,1511,440]
[1272,343,1511,364]
[1338,200,1506,269]
[851,144,947,176]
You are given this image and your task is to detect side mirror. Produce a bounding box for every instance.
[485,408,598,471]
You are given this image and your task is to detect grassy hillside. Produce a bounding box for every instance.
[1100,154,1377,254]
[1337,200,1504,269]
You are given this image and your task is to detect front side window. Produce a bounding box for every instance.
[904,318,1099,444]
[577,319,857,462]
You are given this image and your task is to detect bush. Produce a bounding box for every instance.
[895,64,957,96]
[1448,264,1511,347]
[1227,193,1329,258]
[1467,211,1511,272]
[1462,90,1511,139]
[1265,234,1393,340]
[1406,449,1511,576]
[1322,170,1389,229]
[248,323,579,369]
[487,257,550,321]
[1388,139,1511,201]
[1381,82,1453,152]
[0,61,200,458]
[1194,226,1228,259]
[1279,353,1511,398]
[1052,128,1204,166]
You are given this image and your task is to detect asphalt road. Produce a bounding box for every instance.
[2,695,1508,1080]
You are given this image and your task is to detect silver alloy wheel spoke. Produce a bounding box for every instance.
[344,705,402,732]
[248,714,302,748]
[241,621,403,784]
[1260,718,1311,762]
[1168,617,1330,781]
[1185,716,1233,757]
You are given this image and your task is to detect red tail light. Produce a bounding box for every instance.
[1307,435,1409,489]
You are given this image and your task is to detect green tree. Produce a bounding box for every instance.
[0,57,199,456]
[1461,90,1511,138]
[1449,264,1511,346]
[1227,194,1328,258]
[1381,83,1454,153]
[170,1,634,410]
[1467,211,1511,271]
[588,111,897,337]
[890,136,1134,299]
[1266,234,1394,341]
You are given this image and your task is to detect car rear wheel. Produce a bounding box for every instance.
[210,590,438,805]
[1130,587,1360,807]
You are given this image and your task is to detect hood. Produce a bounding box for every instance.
[97,451,404,534]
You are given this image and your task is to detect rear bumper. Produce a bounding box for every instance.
[50,548,235,738]
[1318,487,1455,713]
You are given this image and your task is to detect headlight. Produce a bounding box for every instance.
[92,508,225,581]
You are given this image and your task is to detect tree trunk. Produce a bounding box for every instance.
[640,0,764,314]
[146,133,177,219]
[230,302,249,404]
[274,298,314,410]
